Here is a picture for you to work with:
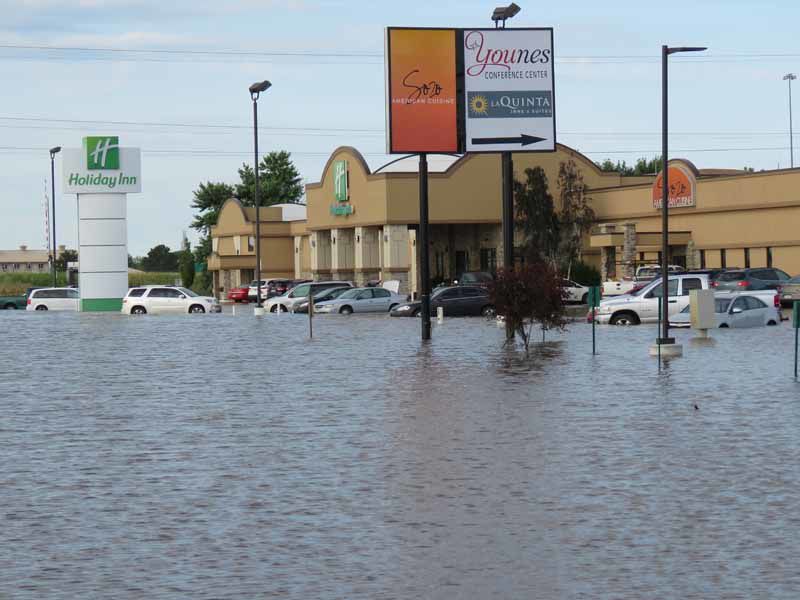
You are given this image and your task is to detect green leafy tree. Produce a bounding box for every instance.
[557,160,596,277]
[514,166,559,265]
[54,248,78,271]
[489,262,568,353]
[190,181,235,237]
[179,233,195,288]
[596,156,662,175]
[235,150,303,207]
[141,244,179,272]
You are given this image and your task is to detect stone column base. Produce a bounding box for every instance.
[332,270,355,283]
[354,270,380,287]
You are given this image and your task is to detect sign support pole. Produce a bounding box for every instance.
[502,151,514,340]
[419,153,431,341]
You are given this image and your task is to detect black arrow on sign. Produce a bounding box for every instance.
[471,134,547,147]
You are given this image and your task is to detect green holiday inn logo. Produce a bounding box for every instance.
[333,160,348,202]
[85,136,120,170]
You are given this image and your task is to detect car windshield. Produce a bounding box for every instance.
[717,272,745,282]
[177,287,199,297]
[338,289,364,300]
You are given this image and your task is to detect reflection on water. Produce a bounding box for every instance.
[2,309,800,598]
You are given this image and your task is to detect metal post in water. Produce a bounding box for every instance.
[419,153,431,341]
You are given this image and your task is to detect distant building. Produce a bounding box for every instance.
[0,244,64,273]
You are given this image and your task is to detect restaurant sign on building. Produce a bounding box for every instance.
[330,159,354,216]
[652,162,697,209]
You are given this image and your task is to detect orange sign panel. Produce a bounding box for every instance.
[386,28,459,154]
[652,164,696,209]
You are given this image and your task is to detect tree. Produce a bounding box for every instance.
[190,181,235,237]
[596,156,662,175]
[489,262,568,354]
[235,150,303,207]
[141,244,179,272]
[514,167,559,264]
[54,248,78,272]
[557,160,596,276]
[179,233,195,288]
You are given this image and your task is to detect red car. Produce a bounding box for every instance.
[227,286,250,303]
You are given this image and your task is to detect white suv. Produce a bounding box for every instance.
[595,274,710,325]
[26,287,80,311]
[122,286,220,315]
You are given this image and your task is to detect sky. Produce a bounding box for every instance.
[2,0,800,256]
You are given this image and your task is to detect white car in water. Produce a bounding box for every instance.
[314,287,408,314]
[669,292,781,328]
[121,286,220,315]
[26,287,80,311]
[595,274,710,325]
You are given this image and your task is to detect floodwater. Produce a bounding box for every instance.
[2,308,800,599]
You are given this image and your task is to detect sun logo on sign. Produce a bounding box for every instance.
[470,95,489,116]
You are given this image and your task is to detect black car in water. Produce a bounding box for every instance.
[390,285,495,318]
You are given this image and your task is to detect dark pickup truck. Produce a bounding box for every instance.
[0,294,27,309]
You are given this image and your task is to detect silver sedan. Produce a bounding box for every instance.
[314,287,408,315]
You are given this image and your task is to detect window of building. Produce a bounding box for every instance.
[435,252,445,278]
[234,236,241,255]
[744,248,750,268]
[767,247,773,267]
[700,249,706,269]
[480,248,497,274]
[639,252,645,262]
[248,236,255,252]
[1,264,6,271]
[212,237,219,253]
[721,249,727,268]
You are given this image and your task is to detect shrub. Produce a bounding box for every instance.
[489,262,569,353]
[569,261,601,286]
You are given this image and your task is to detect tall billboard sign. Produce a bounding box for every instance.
[463,28,555,153]
[385,28,460,154]
[62,136,142,311]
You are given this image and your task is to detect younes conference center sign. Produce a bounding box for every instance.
[385,26,555,154]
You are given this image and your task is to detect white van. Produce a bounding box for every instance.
[26,287,80,311]
[595,274,709,325]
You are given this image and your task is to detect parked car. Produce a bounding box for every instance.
[227,286,250,303]
[0,293,27,309]
[670,292,781,328]
[263,281,353,313]
[122,286,221,315]
[635,264,685,280]
[391,285,495,318]
[26,287,80,311]
[315,287,407,314]
[712,268,791,292]
[266,279,296,298]
[594,274,710,325]
[292,286,350,314]
[561,279,589,304]
[602,264,686,297]
[457,271,494,287]
[780,275,800,306]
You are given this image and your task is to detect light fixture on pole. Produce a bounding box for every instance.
[491,2,520,28]
[49,146,61,287]
[784,73,796,168]
[249,79,271,316]
[656,45,706,357]
[490,2,521,340]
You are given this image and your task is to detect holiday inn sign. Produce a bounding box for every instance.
[63,136,142,194]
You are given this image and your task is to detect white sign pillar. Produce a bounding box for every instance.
[62,138,142,311]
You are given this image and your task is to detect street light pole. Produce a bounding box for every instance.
[784,73,796,168]
[249,80,272,316]
[49,146,61,287]
[658,45,706,350]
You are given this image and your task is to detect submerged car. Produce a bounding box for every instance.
[263,281,353,313]
[292,286,350,313]
[122,286,221,315]
[669,292,781,328]
[391,285,495,318]
[314,287,407,314]
[227,286,250,303]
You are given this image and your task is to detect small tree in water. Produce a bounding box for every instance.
[490,262,569,354]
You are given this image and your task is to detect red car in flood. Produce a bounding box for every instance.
[227,286,250,303]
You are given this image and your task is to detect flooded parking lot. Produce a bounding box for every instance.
[2,309,800,598]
